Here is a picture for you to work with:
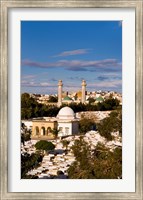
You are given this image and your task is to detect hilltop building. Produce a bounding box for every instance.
[57,107,79,137]
[32,117,57,139]
[57,80,87,107]
[62,96,73,104]
[31,106,79,139]
[95,96,104,103]
[30,81,122,106]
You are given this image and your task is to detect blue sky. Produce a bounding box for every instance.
[21,21,122,94]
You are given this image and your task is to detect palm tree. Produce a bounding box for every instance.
[51,128,59,139]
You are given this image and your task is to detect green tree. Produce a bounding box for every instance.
[21,152,43,178]
[21,93,60,119]
[68,137,94,179]
[67,139,122,179]
[97,110,122,140]
[21,123,31,145]
[48,95,58,102]
[35,140,55,151]
[93,143,122,179]
[21,93,38,119]
[21,92,121,120]
[79,117,95,134]
[51,128,59,139]
[68,102,87,113]
[21,133,31,145]
[87,97,95,104]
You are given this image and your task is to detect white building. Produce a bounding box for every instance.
[56,107,79,137]
[32,106,79,139]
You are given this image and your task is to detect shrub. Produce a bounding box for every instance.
[21,152,43,178]
[97,110,122,140]
[61,140,70,150]
[79,117,95,134]
[35,140,55,151]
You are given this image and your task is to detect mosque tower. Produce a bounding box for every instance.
[58,80,63,107]
[81,80,87,104]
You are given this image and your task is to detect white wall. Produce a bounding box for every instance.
[58,122,72,136]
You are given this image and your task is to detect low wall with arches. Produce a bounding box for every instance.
[32,120,58,139]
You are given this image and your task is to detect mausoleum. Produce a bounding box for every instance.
[31,106,79,139]
[57,107,79,137]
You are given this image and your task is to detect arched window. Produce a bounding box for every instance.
[35,126,39,136]
[41,127,45,136]
[47,127,52,135]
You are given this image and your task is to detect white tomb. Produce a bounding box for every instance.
[57,107,79,137]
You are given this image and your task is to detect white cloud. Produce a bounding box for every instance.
[53,49,90,57]
[88,80,122,88]
[22,58,121,72]
[21,80,57,88]
[21,74,37,79]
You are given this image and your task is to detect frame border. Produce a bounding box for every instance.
[0,0,142,199]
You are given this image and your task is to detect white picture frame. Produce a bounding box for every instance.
[0,0,142,199]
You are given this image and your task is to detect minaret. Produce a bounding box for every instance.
[58,80,63,107]
[81,80,87,104]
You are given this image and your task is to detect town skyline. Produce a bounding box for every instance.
[21,21,122,94]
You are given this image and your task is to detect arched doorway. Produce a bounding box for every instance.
[41,127,46,136]
[47,127,52,135]
[35,126,39,136]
